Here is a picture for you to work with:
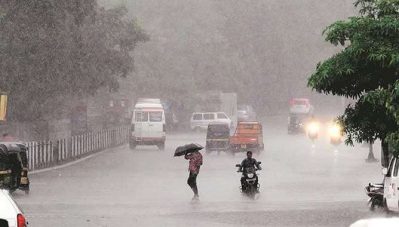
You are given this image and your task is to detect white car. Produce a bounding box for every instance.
[0,189,27,227]
[350,218,399,227]
[383,157,399,212]
[190,112,232,131]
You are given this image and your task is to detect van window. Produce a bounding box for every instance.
[387,158,396,177]
[149,112,163,122]
[238,124,259,129]
[135,112,149,122]
[394,158,399,177]
[217,113,228,119]
[204,113,215,120]
[193,114,202,120]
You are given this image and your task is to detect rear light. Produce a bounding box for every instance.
[17,214,27,227]
[131,124,135,132]
[163,124,166,132]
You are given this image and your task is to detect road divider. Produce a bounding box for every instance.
[25,127,129,170]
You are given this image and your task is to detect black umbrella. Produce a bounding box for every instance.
[174,143,203,157]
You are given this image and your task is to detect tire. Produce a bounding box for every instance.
[248,185,256,199]
[129,141,136,150]
[369,199,376,211]
[157,142,165,151]
[383,199,392,215]
[24,188,30,195]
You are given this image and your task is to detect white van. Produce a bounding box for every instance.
[190,112,232,131]
[130,101,166,150]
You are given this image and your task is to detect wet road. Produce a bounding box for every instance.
[14,117,387,226]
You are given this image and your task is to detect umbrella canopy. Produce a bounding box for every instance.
[174,143,203,157]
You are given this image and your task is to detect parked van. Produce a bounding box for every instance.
[130,101,166,150]
[190,112,232,131]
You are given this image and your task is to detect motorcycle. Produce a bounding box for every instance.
[236,162,261,198]
[328,123,343,146]
[306,121,320,142]
[365,183,384,211]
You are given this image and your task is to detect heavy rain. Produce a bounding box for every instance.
[1,0,399,226]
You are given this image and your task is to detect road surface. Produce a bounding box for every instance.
[14,117,386,226]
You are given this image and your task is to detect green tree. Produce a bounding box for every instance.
[308,0,399,166]
[0,1,147,122]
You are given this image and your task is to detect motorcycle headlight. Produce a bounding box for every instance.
[307,122,320,134]
[247,173,254,178]
[328,123,342,139]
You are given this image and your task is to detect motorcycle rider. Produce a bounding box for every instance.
[238,151,261,191]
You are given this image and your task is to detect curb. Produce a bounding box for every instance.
[30,145,126,175]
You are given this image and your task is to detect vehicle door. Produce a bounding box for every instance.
[217,113,231,128]
[203,113,215,128]
[147,111,164,138]
[384,158,399,211]
[191,113,203,129]
[133,111,148,139]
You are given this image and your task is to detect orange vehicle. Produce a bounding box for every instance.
[230,122,264,154]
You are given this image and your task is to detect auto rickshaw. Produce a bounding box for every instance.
[0,143,30,194]
[205,122,230,154]
[230,121,264,154]
[0,147,12,189]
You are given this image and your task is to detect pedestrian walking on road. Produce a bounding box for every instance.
[174,143,204,200]
[185,150,203,200]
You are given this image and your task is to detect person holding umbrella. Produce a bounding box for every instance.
[175,143,203,200]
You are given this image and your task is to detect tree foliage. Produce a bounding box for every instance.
[0,1,147,122]
[308,0,399,161]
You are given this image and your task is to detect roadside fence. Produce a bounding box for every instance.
[25,127,129,171]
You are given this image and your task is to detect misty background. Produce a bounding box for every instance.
[0,0,357,140]
[100,0,355,114]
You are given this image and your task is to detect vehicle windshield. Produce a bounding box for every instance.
[149,111,163,122]
[208,125,229,137]
[290,114,309,121]
[236,124,261,134]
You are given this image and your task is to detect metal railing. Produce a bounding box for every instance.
[25,127,129,170]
